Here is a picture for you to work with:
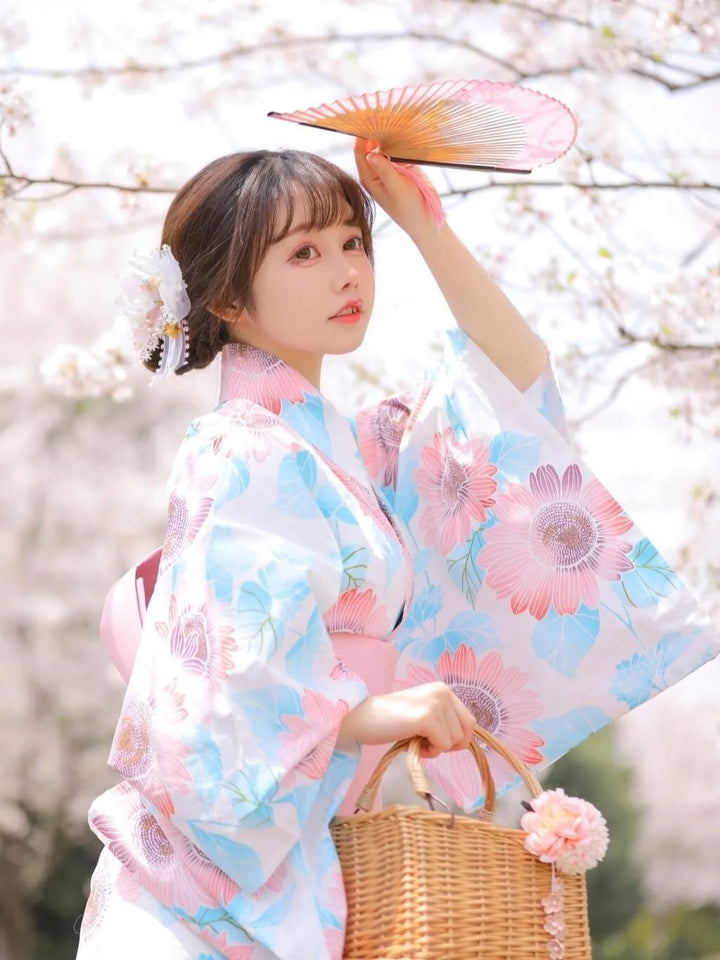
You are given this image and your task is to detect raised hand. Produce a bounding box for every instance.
[353,137,445,242]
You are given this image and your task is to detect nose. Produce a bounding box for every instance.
[333,253,360,291]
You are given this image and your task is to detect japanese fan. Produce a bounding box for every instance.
[269,79,577,173]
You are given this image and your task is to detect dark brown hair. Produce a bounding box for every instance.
[147,150,375,373]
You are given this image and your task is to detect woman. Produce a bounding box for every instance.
[77,139,716,959]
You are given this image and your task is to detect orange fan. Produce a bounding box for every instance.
[269,79,577,173]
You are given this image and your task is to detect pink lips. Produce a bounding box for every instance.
[330,299,364,323]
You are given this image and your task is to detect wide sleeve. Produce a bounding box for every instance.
[103,416,369,897]
[352,326,718,813]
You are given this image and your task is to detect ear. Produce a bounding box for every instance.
[209,301,246,324]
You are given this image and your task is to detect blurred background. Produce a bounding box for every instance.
[0,1,718,957]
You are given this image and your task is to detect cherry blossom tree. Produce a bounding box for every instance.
[0,1,718,956]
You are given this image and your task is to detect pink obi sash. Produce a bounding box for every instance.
[100,554,398,817]
[329,633,398,816]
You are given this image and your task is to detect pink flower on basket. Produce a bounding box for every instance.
[521,788,609,874]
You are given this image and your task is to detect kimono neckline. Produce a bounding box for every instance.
[219,342,323,409]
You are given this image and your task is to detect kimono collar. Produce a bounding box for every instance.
[219,342,321,413]
[218,342,363,476]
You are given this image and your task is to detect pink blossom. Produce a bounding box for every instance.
[479,464,634,619]
[521,788,609,874]
[547,939,566,960]
[544,915,566,937]
[414,427,497,554]
[541,890,564,914]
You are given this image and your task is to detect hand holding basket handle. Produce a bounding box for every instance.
[337,680,478,759]
[354,723,543,819]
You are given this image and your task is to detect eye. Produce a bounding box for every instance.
[291,244,319,261]
[344,235,365,251]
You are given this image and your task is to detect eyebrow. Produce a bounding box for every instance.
[283,217,359,238]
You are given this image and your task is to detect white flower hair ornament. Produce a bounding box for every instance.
[116,244,191,378]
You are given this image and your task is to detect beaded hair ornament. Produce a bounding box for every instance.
[116,244,191,378]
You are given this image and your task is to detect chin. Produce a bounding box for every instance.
[327,333,368,355]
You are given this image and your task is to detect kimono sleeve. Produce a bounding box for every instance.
[352,326,718,814]
[107,423,369,895]
[351,327,570,506]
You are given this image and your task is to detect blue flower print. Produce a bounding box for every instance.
[611,629,699,708]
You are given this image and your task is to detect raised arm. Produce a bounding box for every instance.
[354,139,548,392]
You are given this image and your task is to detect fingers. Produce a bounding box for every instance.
[353,137,381,185]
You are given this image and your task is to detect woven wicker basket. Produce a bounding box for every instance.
[330,725,592,960]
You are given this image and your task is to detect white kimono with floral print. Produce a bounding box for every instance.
[77,329,718,960]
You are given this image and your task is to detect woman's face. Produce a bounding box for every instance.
[229,194,375,386]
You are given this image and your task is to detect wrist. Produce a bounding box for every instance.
[336,695,376,749]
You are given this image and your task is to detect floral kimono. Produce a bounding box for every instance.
[78,329,718,960]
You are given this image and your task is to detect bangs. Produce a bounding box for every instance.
[267,167,373,248]
[238,152,374,279]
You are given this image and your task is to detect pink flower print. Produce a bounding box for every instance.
[220,343,309,413]
[403,646,544,796]
[251,859,289,899]
[414,427,497,554]
[116,864,140,903]
[93,802,238,916]
[203,932,256,960]
[209,402,281,462]
[316,449,394,534]
[479,464,634,619]
[161,489,213,571]
[109,684,192,817]
[279,689,349,782]
[157,590,236,695]
[174,834,240,908]
[324,588,388,639]
[355,396,413,489]
[161,454,215,571]
[324,927,347,960]
[79,853,116,943]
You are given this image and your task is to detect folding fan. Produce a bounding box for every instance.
[269,79,577,173]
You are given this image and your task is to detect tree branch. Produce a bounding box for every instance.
[1,31,520,79]
[4,174,176,197]
[3,30,718,93]
[568,357,663,427]
[3,172,718,201]
[441,180,719,196]
[615,324,720,354]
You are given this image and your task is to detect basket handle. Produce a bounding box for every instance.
[354,724,543,817]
